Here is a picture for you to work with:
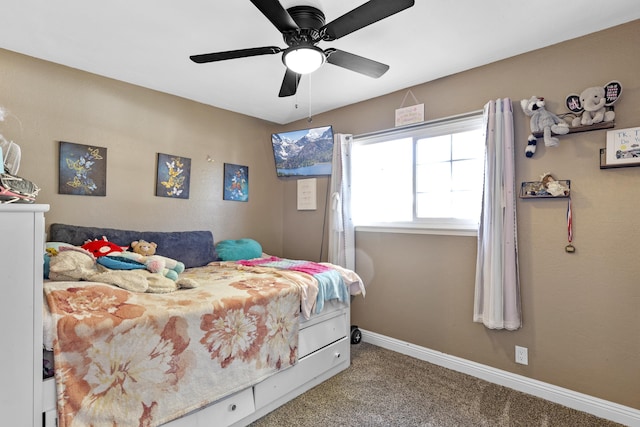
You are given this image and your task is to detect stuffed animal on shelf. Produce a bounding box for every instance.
[112,239,186,281]
[520,96,570,158]
[540,173,569,197]
[565,81,622,127]
[81,236,127,258]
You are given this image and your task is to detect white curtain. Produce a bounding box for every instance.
[473,98,521,330]
[328,133,355,271]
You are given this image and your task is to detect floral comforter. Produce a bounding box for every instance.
[44,262,306,427]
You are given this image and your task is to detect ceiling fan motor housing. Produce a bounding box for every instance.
[283,6,325,48]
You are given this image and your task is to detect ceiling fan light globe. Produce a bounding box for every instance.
[283,46,324,74]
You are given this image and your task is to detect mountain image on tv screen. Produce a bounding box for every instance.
[271,126,334,177]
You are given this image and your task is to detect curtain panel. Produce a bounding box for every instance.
[328,133,355,271]
[474,98,521,330]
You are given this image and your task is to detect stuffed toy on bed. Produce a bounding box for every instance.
[112,239,187,281]
[81,236,127,257]
[48,247,197,293]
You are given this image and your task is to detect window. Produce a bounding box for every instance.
[351,112,485,234]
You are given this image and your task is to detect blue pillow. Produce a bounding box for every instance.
[216,239,262,261]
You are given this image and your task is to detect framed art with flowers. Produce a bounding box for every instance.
[58,141,107,196]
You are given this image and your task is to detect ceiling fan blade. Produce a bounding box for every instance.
[325,49,389,78]
[250,0,299,33]
[279,69,301,97]
[322,0,415,41]
[190,46,282,64]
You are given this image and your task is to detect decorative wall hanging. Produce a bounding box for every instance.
[297,178,317,210]
[58,141,107,196]
[223,163,248,202]
[155,153,190,199]
[602,127,640,168]
[520,172,575,253]
[395,90,424,127]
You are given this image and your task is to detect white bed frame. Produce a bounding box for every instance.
[0,205,351,427]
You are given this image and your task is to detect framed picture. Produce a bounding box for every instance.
[605,127,640,167]
[58,141,107,196]
[155,153,191,199]
[600,148,640,169]
[223,163,248,202]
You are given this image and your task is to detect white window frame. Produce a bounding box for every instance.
[351,111,484,236]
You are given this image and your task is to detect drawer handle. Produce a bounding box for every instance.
[229,403,237,412]
[335,352,341,359]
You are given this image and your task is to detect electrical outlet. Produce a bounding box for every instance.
[515,345,528,365]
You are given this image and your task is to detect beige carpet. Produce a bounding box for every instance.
[249,342,623,427]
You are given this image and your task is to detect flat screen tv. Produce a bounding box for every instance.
[271,125,334,177]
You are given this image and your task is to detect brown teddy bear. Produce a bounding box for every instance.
[116,239,186,280]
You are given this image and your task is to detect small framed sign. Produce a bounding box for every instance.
[605,127,640,166]
[297,178,317,210]
[395,103,424,127]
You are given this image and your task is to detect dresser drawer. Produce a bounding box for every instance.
[299,312,347,358]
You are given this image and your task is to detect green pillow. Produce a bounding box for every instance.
[216,239,262,261]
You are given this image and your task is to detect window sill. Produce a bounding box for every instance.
[355,223,478,237]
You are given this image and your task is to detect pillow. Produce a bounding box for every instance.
[216,239,262,261]
[46,241,76,253]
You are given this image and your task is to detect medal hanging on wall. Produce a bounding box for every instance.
[565,197,575,253]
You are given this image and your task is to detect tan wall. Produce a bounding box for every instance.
[0,49,285,255]
[282,20,640,409]
[2,19,639,411]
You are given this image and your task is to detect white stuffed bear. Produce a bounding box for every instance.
[520,96,570,158]
[566,81,622,127]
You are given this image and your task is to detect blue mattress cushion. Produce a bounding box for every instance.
[48,223,217,269]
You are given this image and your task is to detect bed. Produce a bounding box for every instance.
[39,222,364,427]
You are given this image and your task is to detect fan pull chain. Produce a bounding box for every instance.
[307,75,313,123]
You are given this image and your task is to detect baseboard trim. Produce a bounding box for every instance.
[361,329,639,426]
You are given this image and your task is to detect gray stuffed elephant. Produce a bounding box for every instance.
[566,81,622,127]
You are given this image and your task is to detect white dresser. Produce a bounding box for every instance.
[0,204,49,426]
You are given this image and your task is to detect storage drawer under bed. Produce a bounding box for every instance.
[43,380,255,427]
[253,337,349,410]
[298,311,348,358]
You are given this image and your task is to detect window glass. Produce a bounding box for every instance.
[351,113,484,232]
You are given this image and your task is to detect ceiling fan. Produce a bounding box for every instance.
[190,0,415,97]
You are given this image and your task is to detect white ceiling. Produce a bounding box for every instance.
[2,0,639,124]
